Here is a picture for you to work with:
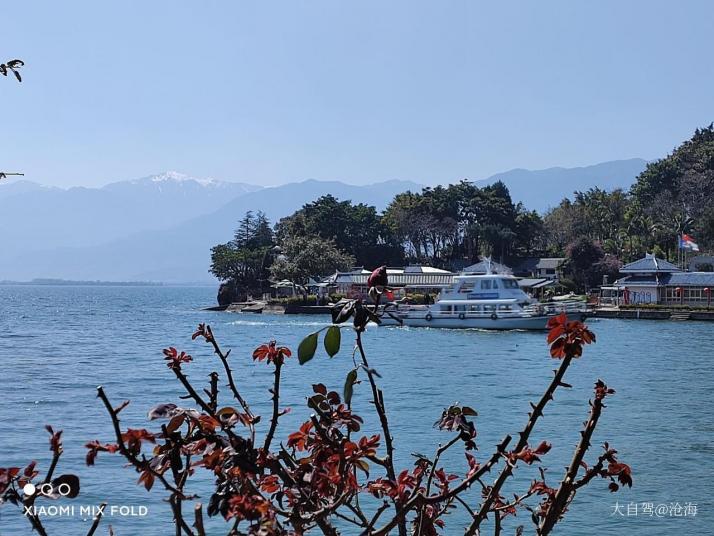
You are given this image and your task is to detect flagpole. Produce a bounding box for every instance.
[684,246,687,271]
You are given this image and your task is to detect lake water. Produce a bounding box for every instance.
[1,285,713,535]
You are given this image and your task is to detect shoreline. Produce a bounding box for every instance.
[592,308,714,321]
[208,302,714,323]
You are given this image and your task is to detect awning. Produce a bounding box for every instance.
[436,299,519,305]
[518,278,548,288]
[531,280,556,289]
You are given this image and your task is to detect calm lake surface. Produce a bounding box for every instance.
[1,285,712,535]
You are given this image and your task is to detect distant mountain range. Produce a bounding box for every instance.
[0,159,648,282]
[478,158,648,212]
[0,177,423,282]
[0,171,259,255]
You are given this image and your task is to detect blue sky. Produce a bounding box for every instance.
[1,1,713,188]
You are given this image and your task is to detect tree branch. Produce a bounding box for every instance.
[263,360,283,452]
[193,503,206,536]
[85,502,108,536]
[465,356,574,535]
[538,393,606,535]
[370,436,512,536]
[205,327,256,441]
[96,386,186,498]
[355,328,406,536]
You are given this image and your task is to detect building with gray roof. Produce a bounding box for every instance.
[600,253,714,306]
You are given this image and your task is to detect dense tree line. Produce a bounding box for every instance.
[544,125,714,281]
[211,125,714,300]
[382,181,544,266]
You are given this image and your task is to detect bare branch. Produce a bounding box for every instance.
[85,502,108,536]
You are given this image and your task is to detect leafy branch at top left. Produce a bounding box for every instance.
[1,59,24,82]
[1,58,24,180]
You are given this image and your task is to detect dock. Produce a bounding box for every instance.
[592,307,714,322]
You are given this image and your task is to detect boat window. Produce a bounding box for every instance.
[481,280,492,290]
[483,304,496,312]
[498,305,513,311]
[441,305,452,312]
[492,279,499,289]
[455,305,465,312]
[459,282,475,293]
[469,305,480,312]
[502,279,519,289]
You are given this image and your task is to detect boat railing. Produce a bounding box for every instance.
[383,299,587,319]
[522,300,588,316]
[387,307,537,319]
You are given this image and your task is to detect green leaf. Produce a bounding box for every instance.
[344,369,358,406]
[298,332,319,365]
[166,414,185,434]
[355,458,370,476]
[324,325,341,358]
[462,406,478,417]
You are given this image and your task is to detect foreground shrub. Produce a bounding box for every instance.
[1,270,631,535]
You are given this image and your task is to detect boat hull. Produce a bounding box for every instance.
[379,312,586,330]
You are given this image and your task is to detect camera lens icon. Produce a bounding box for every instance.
[22,482,75,497]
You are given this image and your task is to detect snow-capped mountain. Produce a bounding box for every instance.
[103,171,261,195]
[0,179,59,199]
[0,159,648,282]
[0,179,424,282]
[0,172,262,260]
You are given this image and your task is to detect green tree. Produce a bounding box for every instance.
[512,205,545,255]
[566,237,602,291]
[630,124,714,255]
[210,211,275,298]
[269,236,354,285]
[382,180,524,266]
[276,195,403,267]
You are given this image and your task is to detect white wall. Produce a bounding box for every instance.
[626,285,658,304]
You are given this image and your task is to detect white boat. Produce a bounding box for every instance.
[379,270,587,330]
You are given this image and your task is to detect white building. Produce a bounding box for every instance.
[327,266,454,299]
[600,253,714,306]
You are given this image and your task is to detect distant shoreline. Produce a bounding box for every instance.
[0,279,163,287]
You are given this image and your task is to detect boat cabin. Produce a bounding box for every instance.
[438,274,532,305]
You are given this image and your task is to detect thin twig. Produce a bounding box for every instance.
[355,328,405,536]
[96,386,186,498]
[263,359,283,452]
[364,501,391,534]
[43,452,61,484]
[207,372,219,412]
[193,503,206,536]
[538,394,606,535]
[416,434,461,536]
[370,436,512,536]
[205,327,256,441]
[465,356,574,535]
[493,489,537,512]
[85,502,108,536]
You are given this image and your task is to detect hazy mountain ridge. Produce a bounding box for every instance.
[102,171,261,195]
[0,160,647,282]
[0,179,60,199]
[0,179,424,282]
[478,158,648,212]
[0,172,261,256]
